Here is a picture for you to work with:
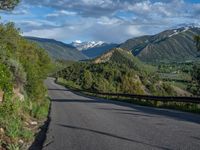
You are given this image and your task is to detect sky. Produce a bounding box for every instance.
[0,0,200,43]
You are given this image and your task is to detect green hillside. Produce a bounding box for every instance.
[56,48,179,96]
[0,23,52,149]
[93,48,154,72]
[26,37,88,61]
[120,27,200,62]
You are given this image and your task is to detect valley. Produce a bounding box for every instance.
[0,0,200,150]
[1,22,200,150]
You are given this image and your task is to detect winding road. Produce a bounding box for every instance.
[43,78,200,150]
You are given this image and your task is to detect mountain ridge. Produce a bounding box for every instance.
[71,40,105,51]
[120,26,200,62]
[70,40,118,58]
[82,43,119,58]
[25,36,88,61]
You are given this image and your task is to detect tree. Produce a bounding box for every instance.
[194,35,200,51]
[189,35,200,95]
[82,70,93,90]
[0,0,20,10]
[121,74,144,94]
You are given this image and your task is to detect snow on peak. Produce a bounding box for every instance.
[74,40,82,44]
[171,23,200,30]
[168,30,179,37]
[71,41,105,51]
[168,23,200,38]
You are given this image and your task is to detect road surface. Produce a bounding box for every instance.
[43,78,200,150]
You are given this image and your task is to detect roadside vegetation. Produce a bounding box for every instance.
[155,61,200,95]
[0,22,52,149]
[191,35,200,95]
[0,2,53,149]
[55,61,200,113]
[55,48,178,96]
[54,48,200,114]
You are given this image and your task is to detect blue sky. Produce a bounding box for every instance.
[0,0,200,43]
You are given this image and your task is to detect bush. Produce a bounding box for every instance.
[56,62,177,96]
[0,63,13,99]
[5,59,27,88]
[31,98,50,119]
[0,22,52,148]
[188,64,200,95]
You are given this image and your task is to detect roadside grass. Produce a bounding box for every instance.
[7,144,20,150]
[57,78,200,114]
[165,81,188,90]
[57,78,81,89]
[0,97,50,149]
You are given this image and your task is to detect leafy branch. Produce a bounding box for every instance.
[0,0,20,10]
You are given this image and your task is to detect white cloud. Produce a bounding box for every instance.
[60,10,77,15]
[22,17,146,43]
[126,25,144,36]
[2,0,200,43]
[46,10,77,17]
[97,17,122,25]
[18,20,42,26]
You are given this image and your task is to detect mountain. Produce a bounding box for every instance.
[170,23,200,30]
[71,40,118,58]
[71,40,105,51]
[82,43,118,58]
[57,47,178,96]
[26,37,88,61]
[120,26,200,63]
[93,47,154,72]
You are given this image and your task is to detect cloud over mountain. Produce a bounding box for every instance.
[0,0,199,43]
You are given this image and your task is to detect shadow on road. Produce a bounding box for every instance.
[115,112,155,118]
[190,136,200,141]
[28,119,50,150]
[48,88,69,91]
[28,104,52,150]
[51,98,200,124]
[57,123,172,150]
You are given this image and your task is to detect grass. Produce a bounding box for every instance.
[57,78,81,90]
[31,99,50,119]
[0,97,50,149]
[7,144,20,150]
[57,78,200,114]
[165,81,188,90]
[158,72,191,82]
[6,117,22,139]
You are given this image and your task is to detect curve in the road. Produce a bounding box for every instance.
[42,78,200,150]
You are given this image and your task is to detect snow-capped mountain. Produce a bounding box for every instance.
[120,24,200,62]
[170,23,200,30]
[167,23,200,38]
[71,40,105,51]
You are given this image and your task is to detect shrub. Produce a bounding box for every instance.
[0,22,52,148]
[0,63,13,99]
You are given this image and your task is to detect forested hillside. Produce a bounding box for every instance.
[0,22,52,149]
[26,37,88,61]
[120,27,200,62]
[56,48,182,96]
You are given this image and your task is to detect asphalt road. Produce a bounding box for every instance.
[43,78,200,150]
